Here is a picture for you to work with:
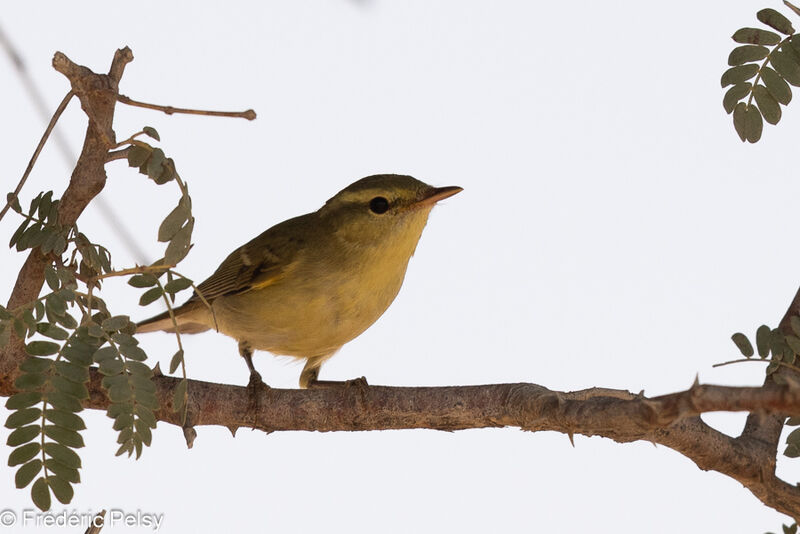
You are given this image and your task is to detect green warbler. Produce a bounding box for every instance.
[137,174,462,388]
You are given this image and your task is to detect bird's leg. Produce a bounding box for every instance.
[239,341,268,427]
[300,355,369,392]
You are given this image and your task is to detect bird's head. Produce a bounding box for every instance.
[318,174,462,254]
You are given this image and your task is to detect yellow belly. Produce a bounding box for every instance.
[209,257,408,358]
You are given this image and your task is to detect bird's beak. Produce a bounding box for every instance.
[414,185,463,208]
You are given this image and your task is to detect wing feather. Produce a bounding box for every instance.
[186,216,307,304]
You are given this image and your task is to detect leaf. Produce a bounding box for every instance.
[771,49,800,85]
[44,265,60,291]
[37,191,52,221]
[99,359,124,376]
[101,316,130,332]
[44,425,84,448]
[6,192,21,213]
[61,343,92,367]
[158,200,191,243]
[5,407,42,428]
[744,103,763,143]
[36,323,69,341]
[119,343,147,362]
[9,218,30,248]
[55,312,78,330]
[146,148,166,181]
[164,218,195,266]
[733,102,748,141]
[115,441,133,457]
[43,442,81,469]
[173,379,187,412]
[44,409,86,431]
[135,391,159,410]
[48,477,73,504]
[93,346,118,363]
[16,224,43,252]
[31,476,51,511]
[8,442,41,466]
[25,341,60,356]
[14,372,46,391]
[139,286,164,306]
[731,333,754,357]
[51,376,88,400]
[164,277,193,294]
[135,419,153,446]
[788,335,800,354]
[765,64,796,104]
[134,404,157,428]
[7,425,40,447]
[756,325,772,356]
[757,8,795,35]
[34,300,45,321]
[44,391,82,413]
[723,83,752,114]
[6,392,42,411]
[728,44,770,65]
[169,349,184,374]
[130,372,156,392]
[128,273,158,288]
[771,329,787,357]
[44,459,79,483]
[53,361,89,384]
[154,158,176,185]
[721,64,759,87]
[142,126,160,141]
[19,356,54,374]
[127,145,151,168]
[15,460,42,489]
[732,27,782,45]
[112,413,134,431]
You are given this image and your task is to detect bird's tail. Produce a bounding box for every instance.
[136,306,211,335]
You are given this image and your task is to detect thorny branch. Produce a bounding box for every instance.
[2,47,800,523]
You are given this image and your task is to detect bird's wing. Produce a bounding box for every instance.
[187,221,303,304]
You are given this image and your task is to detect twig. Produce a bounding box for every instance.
[0,91,74,222]
[117,94,256,120]
[89,264,173,282]
[106,147,131,163]
[713,357,800,374]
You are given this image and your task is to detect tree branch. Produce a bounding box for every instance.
[1,48,132,379]
[1,356,799,517]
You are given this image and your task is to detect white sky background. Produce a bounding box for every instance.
[0,0,797,531]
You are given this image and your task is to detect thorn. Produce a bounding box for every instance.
[183,425,197,449]
[567,431,575,447]
[692,374,700,388]
[650,441,658,448]
[152,361,163,377]
[636,390,645,399]
[227,425,238,437]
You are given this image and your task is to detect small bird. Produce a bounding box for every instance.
[136,174,461,388]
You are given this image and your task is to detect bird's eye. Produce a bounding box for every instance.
[369,196,390,214]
